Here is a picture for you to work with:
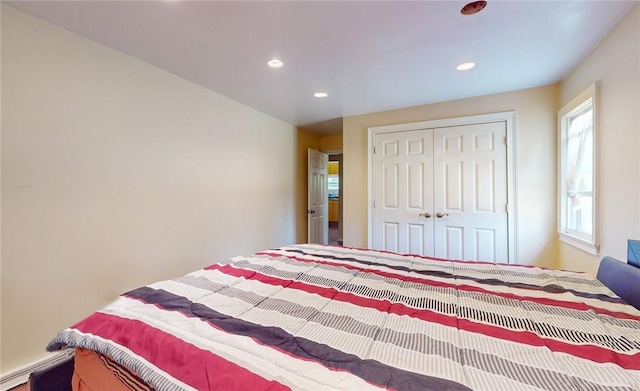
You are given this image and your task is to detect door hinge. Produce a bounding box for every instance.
[373,200,376,208]
[504,136,507,146]
[505,203,509,213]
[373,146,376,154]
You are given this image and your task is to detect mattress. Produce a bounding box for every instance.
[48,244,640,390]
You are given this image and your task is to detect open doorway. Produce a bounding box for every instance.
[328,153,343,246]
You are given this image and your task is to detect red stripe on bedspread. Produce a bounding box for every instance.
[73,312,291,391]
[256,251,639,320]
[206,263,640,370]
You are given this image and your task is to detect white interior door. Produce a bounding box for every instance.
[308,148,328,244]
[373,129,434,255]
[433,122,508,262]
[372,121,509,262]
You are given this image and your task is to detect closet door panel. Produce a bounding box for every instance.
[433,122,508,262]
[373,129,434,256]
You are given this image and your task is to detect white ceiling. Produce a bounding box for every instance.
[6,1,637,136]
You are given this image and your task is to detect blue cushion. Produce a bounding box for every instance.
[628,239,640,268]
[597,256,640,310]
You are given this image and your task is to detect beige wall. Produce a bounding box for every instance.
[319,134,343,152]
[1,5,297,372]
[343,85,559,268]
[558,3,640,275]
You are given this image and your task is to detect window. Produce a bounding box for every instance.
[558,83,598,254]
[327,175,339,198]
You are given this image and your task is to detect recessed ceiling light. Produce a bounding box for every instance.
[461,1,487,15]
[457,62,476,71]
[267,59,283,69]
[314,92,328,98]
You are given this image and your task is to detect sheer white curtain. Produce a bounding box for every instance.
[564,108,593,234]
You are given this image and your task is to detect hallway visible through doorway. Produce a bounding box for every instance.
[329,222,341,246]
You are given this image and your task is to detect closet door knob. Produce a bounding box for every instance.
[419,212,432,218]
[436,212,449,218]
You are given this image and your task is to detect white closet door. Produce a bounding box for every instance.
[373,129,434,255]
[433,122,508,262]
[372,121,509,263]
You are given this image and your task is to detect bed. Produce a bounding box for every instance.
[46,244,640,390]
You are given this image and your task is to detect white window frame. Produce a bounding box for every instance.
[558,82,599,254]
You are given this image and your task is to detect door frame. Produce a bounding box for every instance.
[326,151,344,244]
[367,111,518,263]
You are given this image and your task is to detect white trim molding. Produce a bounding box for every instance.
[367,111,518,263]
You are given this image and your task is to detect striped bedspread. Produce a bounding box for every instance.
[48,244,640,390]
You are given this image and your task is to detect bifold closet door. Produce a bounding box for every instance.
[373,121,509,263]
[373,129,434,256]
